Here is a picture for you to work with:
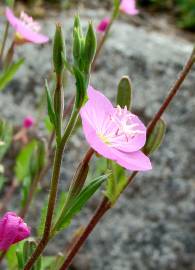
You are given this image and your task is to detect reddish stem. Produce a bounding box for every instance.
[59,197,111,270]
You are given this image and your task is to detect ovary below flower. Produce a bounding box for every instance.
[80,86,152,171]
[5,7,49,44]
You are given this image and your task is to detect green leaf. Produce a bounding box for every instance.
[116,76,132,110]
[42,256,56,270]
[23,240,42,270]
[61,52,73,74]
[104,161,127,205]
[45,80,56,128]
[15,140,37,182]
[0,119,12,161]
[44,116,54,133]
[73,67,87,109]
[0,58,24,91]
[37,198,48,236]
[144,119,166,155]
[52,192,67,227]
[6,245,18,270]
[55,174,109,232]
[48,253,64,270]
[0,174,5,191]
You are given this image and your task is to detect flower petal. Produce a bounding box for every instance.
[111,148,152,171]
[120,0,139,15]
[81,115,151,171]
[80,86,114,132]
[81,115,115,160]
[5,8,49,44]
[111,113,146,152]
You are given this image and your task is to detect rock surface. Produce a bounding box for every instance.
[0,5,195,270]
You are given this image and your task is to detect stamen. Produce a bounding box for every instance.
[20,11,41,33]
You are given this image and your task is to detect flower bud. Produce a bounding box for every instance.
[0,212,30,250]
[83,22,97,73]
[97,17,110,33]
[23,116,35,129]
[117,76,132,110]
[144,119,166,155]
[53,23,65,75]
[73,28,81,65]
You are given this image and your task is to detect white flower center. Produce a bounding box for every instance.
[97,105,145,146]
[20,11,41,33]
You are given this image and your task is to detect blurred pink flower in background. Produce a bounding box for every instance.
[97,17,110,33]
[120,0,139,15]
[5,7,49,44]
[23,116,35,129]
[80,86,151,171]
[0,212,30,250]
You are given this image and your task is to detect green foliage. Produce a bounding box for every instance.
[144,119,166,155]
[6,244,18,270]
[53,174,109,233]
[176,0,195,30]
[45,80,57,129]
[15,140,46,207]
[45,254,64,270]
[0,59,24,91]
[38,197,48,236]
[15,140,37,182]
[138,0,195,30]
[104,161,127,205]
[0,119,12,162]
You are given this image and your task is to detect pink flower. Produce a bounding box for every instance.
[5,7,49,44]
[0,212,30,250]
[80,86,152,171]
[97,17,110,33]
[23,116,35,129]
[120,0,139,15]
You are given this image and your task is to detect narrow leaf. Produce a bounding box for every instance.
[0,58,24,91]
[55,174,109,232]
[45,80,56,128]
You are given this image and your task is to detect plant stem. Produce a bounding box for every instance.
[0,22,9,63]
[59,48,195,269]
[59,197,111,270]
[91,18,114,71]
[23,109,79,270]
[51,148,94,236]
